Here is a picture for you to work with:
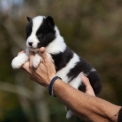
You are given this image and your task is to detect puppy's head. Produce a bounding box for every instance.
[26,16,56,52]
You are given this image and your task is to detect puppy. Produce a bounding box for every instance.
[11,15,101,118]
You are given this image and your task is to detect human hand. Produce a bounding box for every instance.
[81,73,95,96]
[21,47,56,89]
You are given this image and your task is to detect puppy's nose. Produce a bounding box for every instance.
[28,42,33,46]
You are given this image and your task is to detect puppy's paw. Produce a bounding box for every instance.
[33,54,42,68]
[11,57,23,69]
[66,110,74,119]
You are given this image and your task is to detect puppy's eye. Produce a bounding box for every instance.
[38,33,44,38]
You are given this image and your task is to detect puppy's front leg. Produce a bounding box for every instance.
[33,53,42,68]
[33,52,53,68]
[11,52,29,69]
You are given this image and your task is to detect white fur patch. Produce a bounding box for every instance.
[46,26,66,54]
[66,110,74,119]
[69,73,82,89]
[32,16,44,33]
[26,33,39,49]
[46,35,66,54]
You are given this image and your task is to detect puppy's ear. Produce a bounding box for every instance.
[46,16,55,27]
[27,17,32,22]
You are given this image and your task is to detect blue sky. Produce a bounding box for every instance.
[0,0,23,10]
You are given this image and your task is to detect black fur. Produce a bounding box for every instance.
[27,17,32,22]
[45,16,55,27]
[36,18,56,47]
[51,47,73,71]
[67,58,92,81]
[26,20,33,39]
[87,71,101,94]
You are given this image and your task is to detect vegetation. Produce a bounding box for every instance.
[0,0,122,122]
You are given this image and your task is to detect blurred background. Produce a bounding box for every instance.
[0,0,122,122]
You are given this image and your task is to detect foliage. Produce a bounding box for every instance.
[0,0,122,122]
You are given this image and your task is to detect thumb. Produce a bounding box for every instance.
[81,73,91,87]
[81,73,93,90]
[81,73,95,96]
[39,47,51,66]
[40,47,45,53]
[39,47,47,62]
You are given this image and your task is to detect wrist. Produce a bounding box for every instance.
[48,76,62,97]
[44,76,56,89]
[43,75,56,89]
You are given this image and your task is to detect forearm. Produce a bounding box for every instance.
[53,79,121,122]
[21,48,121,122]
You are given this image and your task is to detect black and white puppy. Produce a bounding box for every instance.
[11,15,101,118]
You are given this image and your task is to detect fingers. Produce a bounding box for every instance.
[39,47,56,80]
[22,62,31,74]
[39,47,47,62]
[29,51,35,69]
[39,47,51,67]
